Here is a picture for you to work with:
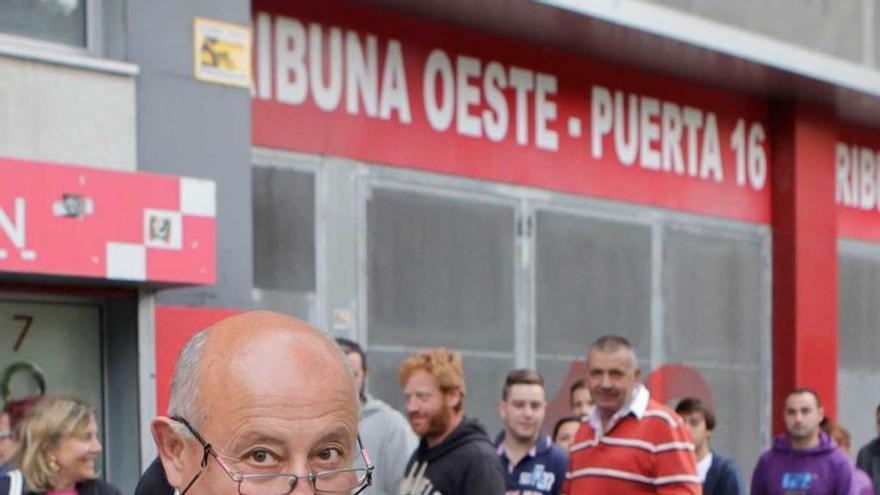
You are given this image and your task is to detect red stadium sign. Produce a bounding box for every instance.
[0,158,216,285]
[837,125,880,242]
[252,0,772,223]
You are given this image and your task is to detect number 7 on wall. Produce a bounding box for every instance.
[12,315,33,352]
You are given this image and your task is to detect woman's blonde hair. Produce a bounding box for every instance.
[14,396,97,491]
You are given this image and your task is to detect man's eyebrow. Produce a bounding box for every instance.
[227,431,287,449]
[313,426,357,448]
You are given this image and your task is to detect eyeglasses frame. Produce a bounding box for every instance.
[170,416,374,495]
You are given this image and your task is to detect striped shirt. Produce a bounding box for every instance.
[561,385,701,495]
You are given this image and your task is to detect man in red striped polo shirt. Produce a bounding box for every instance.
[562,336,701,495]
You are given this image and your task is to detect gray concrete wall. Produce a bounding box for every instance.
[102,0,128,62]
[0,55,136,170]
[644,0,877,68]
[104,297,141,493]
[127,0,253,308]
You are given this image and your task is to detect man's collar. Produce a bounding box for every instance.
[629,384,649,419]
[495,431,549,458]
[588,384,650,432]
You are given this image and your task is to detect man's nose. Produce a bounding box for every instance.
[290,480,315,495]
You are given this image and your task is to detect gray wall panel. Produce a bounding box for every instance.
[102,0,127,61]
[0,55,136,171]
[874,0,880,67]
[104,298,141,493]
[128,0,253,308]
[839,249,880,453]
[644,0,868,65]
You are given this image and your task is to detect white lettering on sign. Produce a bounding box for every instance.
[731,119,767,190]
[253,12,770,190]
[0,198,35,262]
[589,85,750,186]
[260,15,412,123]
[419,50,559,148]
[0,198,25,248]
[424,49,454,132]
[482,61,508,142]
[837,142,880,210]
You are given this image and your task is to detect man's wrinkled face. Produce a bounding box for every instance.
[586,348,640,418]
[404,370,456,442]
[680,412,710,452]
[175,336,359,495]
[499,384,545,444]
[784,392,823,442]
[570,387,594,418]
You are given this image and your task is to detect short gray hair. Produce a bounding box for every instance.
[589,335,640,370]
[167,328,210,426]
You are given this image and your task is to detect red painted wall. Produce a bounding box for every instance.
[771,102,839,431]
[154,305,242,415]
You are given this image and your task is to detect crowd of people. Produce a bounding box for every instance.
[0,311,878,495]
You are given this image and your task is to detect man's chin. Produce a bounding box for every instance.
[788,430,811,440]
[511,431,538,444]
[596,402,623,415]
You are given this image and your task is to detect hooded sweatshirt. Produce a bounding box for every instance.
[400,417,507,495]
[359,394,418,495]
[750,432,853,495]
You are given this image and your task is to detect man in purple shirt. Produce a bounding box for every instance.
[751,388,852,495]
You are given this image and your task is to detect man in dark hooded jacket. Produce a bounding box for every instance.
[398,347,506,495]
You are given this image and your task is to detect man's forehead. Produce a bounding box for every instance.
[206,406,358,450]
[345,351,364,370]
[681,411,705,422]
[587,348,634,368]
[508,383,545,400]
[785,393,818,409]
[198,323,356,414]
[404,370,440,390]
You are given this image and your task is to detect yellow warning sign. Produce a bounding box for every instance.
[194,17,251,88]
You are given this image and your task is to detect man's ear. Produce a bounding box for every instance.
[449,389,464,412]
[152,417,192,490]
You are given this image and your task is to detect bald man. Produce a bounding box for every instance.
[135,311,373,495]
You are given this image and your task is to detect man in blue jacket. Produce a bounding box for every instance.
[496,369,568,495]
[676,397,744,495]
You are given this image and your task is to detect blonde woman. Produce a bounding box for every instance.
[0,396,120,495]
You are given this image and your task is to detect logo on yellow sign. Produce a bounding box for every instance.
[194,17,251,88]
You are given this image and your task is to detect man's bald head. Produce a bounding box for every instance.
[154,311,364,494]
[168,311,356,427]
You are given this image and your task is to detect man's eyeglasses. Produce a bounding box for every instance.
[171,416,374,495]
[0,432,11,440]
